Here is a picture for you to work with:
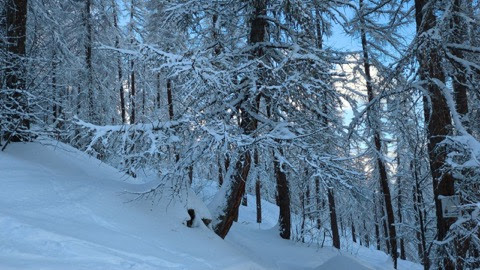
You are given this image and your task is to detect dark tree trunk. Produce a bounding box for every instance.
[300,190,306,242]
[112,0,126,124]
[414,184,429,270]
[374,193,381,250]
[254,148,262,225]
[218,158,224,187]
[451,0,468,122]
[412,157,429,269]
[166,79,180,162]
[130,61,136,124]
[52,54,57,122]
[306,179,311,220]
[156,73,161,110]
[129,0,136,125]
[415,1,455,269]
[381,202,391,255]
[188,165,193,185]
[84,0,94,122]
[451,2,475,266]
[328,188,340,249]
[315,177,321,229]
[4,0,29,143]
[351,218,357,243]
[397,158,406,260]
[167,79,174,121]
[256,177,262,224]
[359,0,397,266]
[363,220,370,247]
[213,150,252,238]
[274,149,291,240]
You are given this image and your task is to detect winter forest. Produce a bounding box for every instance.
[1,0,480,269]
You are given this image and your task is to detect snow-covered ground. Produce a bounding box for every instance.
[0,140,421,269]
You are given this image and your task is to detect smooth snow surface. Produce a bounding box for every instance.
[0,140,421,269]
[315,255,372,270]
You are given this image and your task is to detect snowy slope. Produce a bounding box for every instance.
[0,140,421,269]
[0,140,259,270]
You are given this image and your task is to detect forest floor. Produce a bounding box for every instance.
[0,140,422,270]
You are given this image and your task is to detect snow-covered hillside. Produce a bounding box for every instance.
[0,140,421,269]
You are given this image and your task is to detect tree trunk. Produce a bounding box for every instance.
[166,79,180,162]
[415,1,455,269]
[129,0,136,125]
[381,201,391,255]
[167,79,174,122]
[374,193,381,250]
[112,0,126,124]
[218,158,224,187]
[363,220,370,247]
[397,158,406,260]
[254,149,261,224]
[328,188,340,249]
[4,0,29,143]
[274,149,291,240]
[256,176,262,224]
[451,0,468,123]
[359,0,397,266]
[212,0,268,240]
[315,177,321,230]
[351,217,357,243]
[188,165,193,185]
[52,53,58,123]
[130,60,136,125]
[156,73,161,110]
[213,150,252,238]
[84,0,94,122]
[412,157,429,269]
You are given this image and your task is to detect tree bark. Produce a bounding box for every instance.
[397,158,406,260]
[166,79,180,163]
[213,150,252,238]
[315,177,321,230]
[381,200,391,255]
[130,60,136,125]
[156,73,161,110]
[415,1,455,269]
[254,149,261,223]
[274,149,291,240]
[363,220,370,247]
[112,0,126,124]
[129,0,136,125]
[256,178,262,224]
[52,53,58,123]
[328,188,340,249]
[218,158,224,187]
[351,217,357,243]
[451,0,468,122]
[84,0,94,122]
